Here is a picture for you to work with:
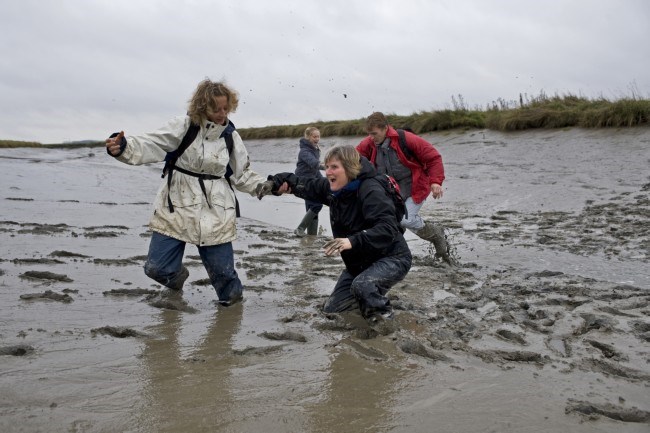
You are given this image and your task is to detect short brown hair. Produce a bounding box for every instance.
[365,112,388,130]
[324,145,362,180]
[187,79,239,124]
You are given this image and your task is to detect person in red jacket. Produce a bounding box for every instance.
[356,112,450,262]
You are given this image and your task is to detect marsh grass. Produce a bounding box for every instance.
[2,92,648,147]
[239,92,649,140]
[0,140,42,148]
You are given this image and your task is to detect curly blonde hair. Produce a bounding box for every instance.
[187,79,239,124]
[304,126,320,139]
[324,145,362,180]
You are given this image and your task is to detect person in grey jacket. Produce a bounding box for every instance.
[294,126,324,236]
[105,79,271,306]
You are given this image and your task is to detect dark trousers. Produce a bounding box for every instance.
[305,200,323,214]
[143,232,243,303]
[323,253,411,317]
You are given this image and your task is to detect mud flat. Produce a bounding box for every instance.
[0,127,648,432]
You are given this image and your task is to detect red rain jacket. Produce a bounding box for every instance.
[356,126,445,204]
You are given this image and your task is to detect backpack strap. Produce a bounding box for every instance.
[162,122,200,179]
[222,132,241,217]
[161,120,240,217]
[396,128,415,161]
[162,122,201,213]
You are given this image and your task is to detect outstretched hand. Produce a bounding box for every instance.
[430,183,443,199]
[277,182,291,194]
[106,131,124,156]
[323,238,351,256]
[256,181,275,200]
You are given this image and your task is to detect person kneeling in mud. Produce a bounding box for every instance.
[257,145,412,323]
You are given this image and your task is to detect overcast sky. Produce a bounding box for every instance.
[1,0,648,143]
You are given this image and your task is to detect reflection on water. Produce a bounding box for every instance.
[135,303,409,433]
[136,305,243,432]
[307,348,405,433]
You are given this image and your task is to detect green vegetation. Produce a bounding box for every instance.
[0,140,42,148]
[2,93,648,148]
[239,92,649,140]
[0,139,104,149]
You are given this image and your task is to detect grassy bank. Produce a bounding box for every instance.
[238,93,650,140]
[2,93,648,148]
[0,140,42,148]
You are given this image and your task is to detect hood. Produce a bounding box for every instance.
[299,137,317,149]
[357,156,377,181]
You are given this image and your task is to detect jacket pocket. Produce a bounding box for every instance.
[208,179,236,211]
[167,173,204,208]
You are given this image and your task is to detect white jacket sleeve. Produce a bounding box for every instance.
[228,131,266,195]
[116,116,189,165]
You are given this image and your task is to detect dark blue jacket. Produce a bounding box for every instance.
[295,138,323,178]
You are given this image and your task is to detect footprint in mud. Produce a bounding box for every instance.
[103,288,159,297]
[495,329,528,345]
[19,270,73,283]
[565,399,650,423]
[49,250,90,259]
[93,258,140,266]
[0,344,35,356]
[91,326,147,338]
[581,358,650,382]
[311,314,356,332]
[259,330,307,343]
[147,297,198,314]
[585,339,628,361]
[17,223,70,235]
[20,290,73,303]
[573,314,617,335]
[471,349,547,365]
[341,339,389,361]
[12,258,65,265]
[398,338,450,363]
[630,321,650,342]
[233,345,285,357]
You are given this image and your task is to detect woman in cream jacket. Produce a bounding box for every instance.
[106,79,268,306]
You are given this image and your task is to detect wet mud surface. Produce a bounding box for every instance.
[0,128,648,432]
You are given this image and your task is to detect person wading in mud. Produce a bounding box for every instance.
[257,145,412,323]
[105,79,276,306]
[293,126,324,237]
[356,112,451,262]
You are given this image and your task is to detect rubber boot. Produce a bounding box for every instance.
[416,220,451,263]
[158,265,189,298]
[306,216,319,236]
[294,210,317,237]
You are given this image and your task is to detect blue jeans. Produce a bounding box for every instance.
[323,253,411,318]
[144,232,243,303]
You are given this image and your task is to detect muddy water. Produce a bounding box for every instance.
[0,127,648,433]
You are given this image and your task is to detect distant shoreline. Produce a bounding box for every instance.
[2,93,649,148]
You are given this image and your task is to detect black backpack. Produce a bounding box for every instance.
[161,122,240,216]
[396,128,414,161]
[372,174,407,233]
